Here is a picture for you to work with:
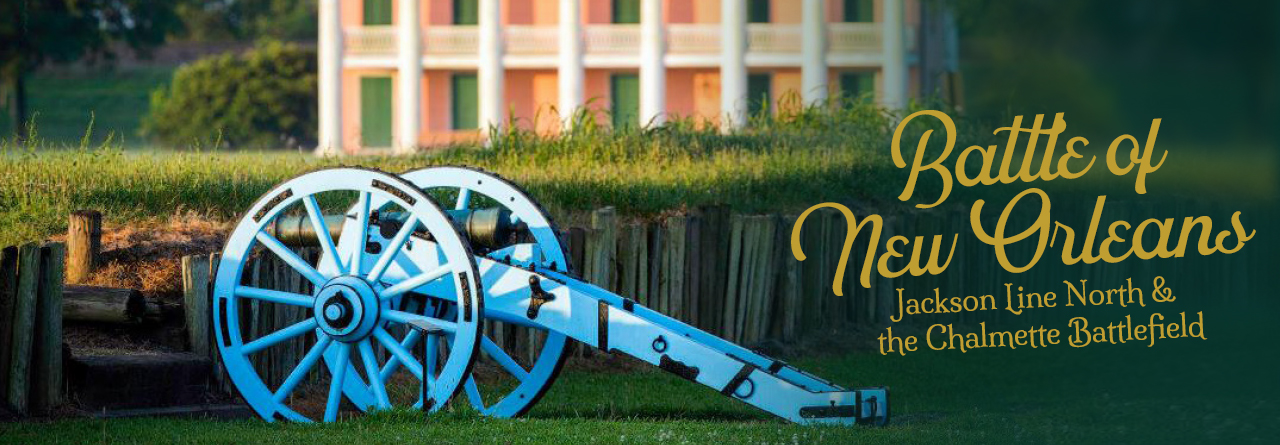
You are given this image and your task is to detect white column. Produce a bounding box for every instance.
[881,0,908,110]
[396,0,422,153]
[639,0,665,126]
[316,0,343,156]
[801,0,827,105]
[558,0,584,127]
[720,0,747,131]
[479,0,504,133]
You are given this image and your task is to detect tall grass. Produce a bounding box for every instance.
[0,97,948,246]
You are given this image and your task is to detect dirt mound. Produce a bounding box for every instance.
[55,214,229,302]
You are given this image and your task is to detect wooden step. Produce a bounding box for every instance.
[67,352,212,410]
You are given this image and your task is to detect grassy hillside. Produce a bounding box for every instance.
[0,68,174,147]
[2,100,1273,248]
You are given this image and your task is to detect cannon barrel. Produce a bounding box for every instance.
[267,208,517,249]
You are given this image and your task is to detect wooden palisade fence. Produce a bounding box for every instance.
[0,242,66,416]
[182,200,1272,386]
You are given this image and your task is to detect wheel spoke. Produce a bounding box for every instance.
[379,264,452,299]
[378,329,423,382]
[324,342,351,422]
[464,377,484,410]
[358,340,392,410]
[242,318,318,355]
[366,215,420,283]
[481,336,530,381]
[455,188,471,210]
[305,196,346,275]
[255,231,327,286]
[382,310,458,333]
[373,327,423,380]
[350,192,371,276]
[235,286,314,308]
[272,335,332,403]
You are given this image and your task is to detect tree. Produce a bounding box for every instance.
[175,0,317,42]
[142,41,317,149]
[0,0,182,142]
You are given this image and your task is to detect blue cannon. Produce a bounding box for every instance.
[211,167,889,424]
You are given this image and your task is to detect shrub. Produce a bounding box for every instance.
[143,41,317,149]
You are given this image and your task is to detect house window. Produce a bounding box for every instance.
[844,0,874,23]
[364,0,393,25]
[360,77,393,147]
[747,73,772,115]
[612,0,640,24]
[611,74,640,128]
[454,0,479,25]
[452,73,478,130]
[748,0,770,23]
[840,72,875,101]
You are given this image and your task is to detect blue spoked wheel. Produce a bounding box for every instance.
[329,166,570,417]
[212,168,484,422]
[336,166,572,418]
[395,166,572,418]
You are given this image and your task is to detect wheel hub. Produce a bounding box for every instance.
[314,276,380,342]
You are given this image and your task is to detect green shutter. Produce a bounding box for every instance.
[452,73,478,130]
[360,77,393,147]
[840,72,875,101]
[454,0,479,25]
[611,74,640,128]
[844,0,873,23]
[612,0,640,24]
[748,0,771,23]
[747,73,772,115]
[364,0,393,25]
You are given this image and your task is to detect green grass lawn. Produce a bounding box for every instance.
[4,313,1277,444]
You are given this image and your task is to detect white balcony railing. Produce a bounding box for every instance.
[344,23,915,62]
[506,26,559,56]
[583,25,640,55]
[423,27,478,55]
[667,24,720,55]
[344,26,397,55]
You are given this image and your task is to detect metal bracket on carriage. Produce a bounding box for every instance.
[525,275,554,319]
[404,318,446,335]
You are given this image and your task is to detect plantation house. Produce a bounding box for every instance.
[317,0,958,154]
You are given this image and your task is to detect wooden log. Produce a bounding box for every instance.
[646,224,663,311]
[636,224,651,308]
[6,244,41,414]
[617,224,638,301]
[739,217,760,343]
[567,228,586,278]
[62,285,146,324]
[664,216,687,321]
[0,246,18,403]
[32,242,65,413]
[875,217,897,325]
[182,255,213,358]
[781,215,801,341]
[591,207,617,292]
[722,215,745,342]
[66,210,102,284]
[684,215,701,328]
[695,206,726,334]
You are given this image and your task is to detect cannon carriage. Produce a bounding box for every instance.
[212,166,889,425]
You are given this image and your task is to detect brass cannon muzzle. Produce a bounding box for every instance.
[266,208,518,250]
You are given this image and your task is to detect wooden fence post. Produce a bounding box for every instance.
[0,246,18,404]
[6,244,41,414]
[722,215,745,342]
[182,255,213,359]
[663,216,687,322]
[31,242,65,413]
[66,210,102,284]
[590,207,617,292]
